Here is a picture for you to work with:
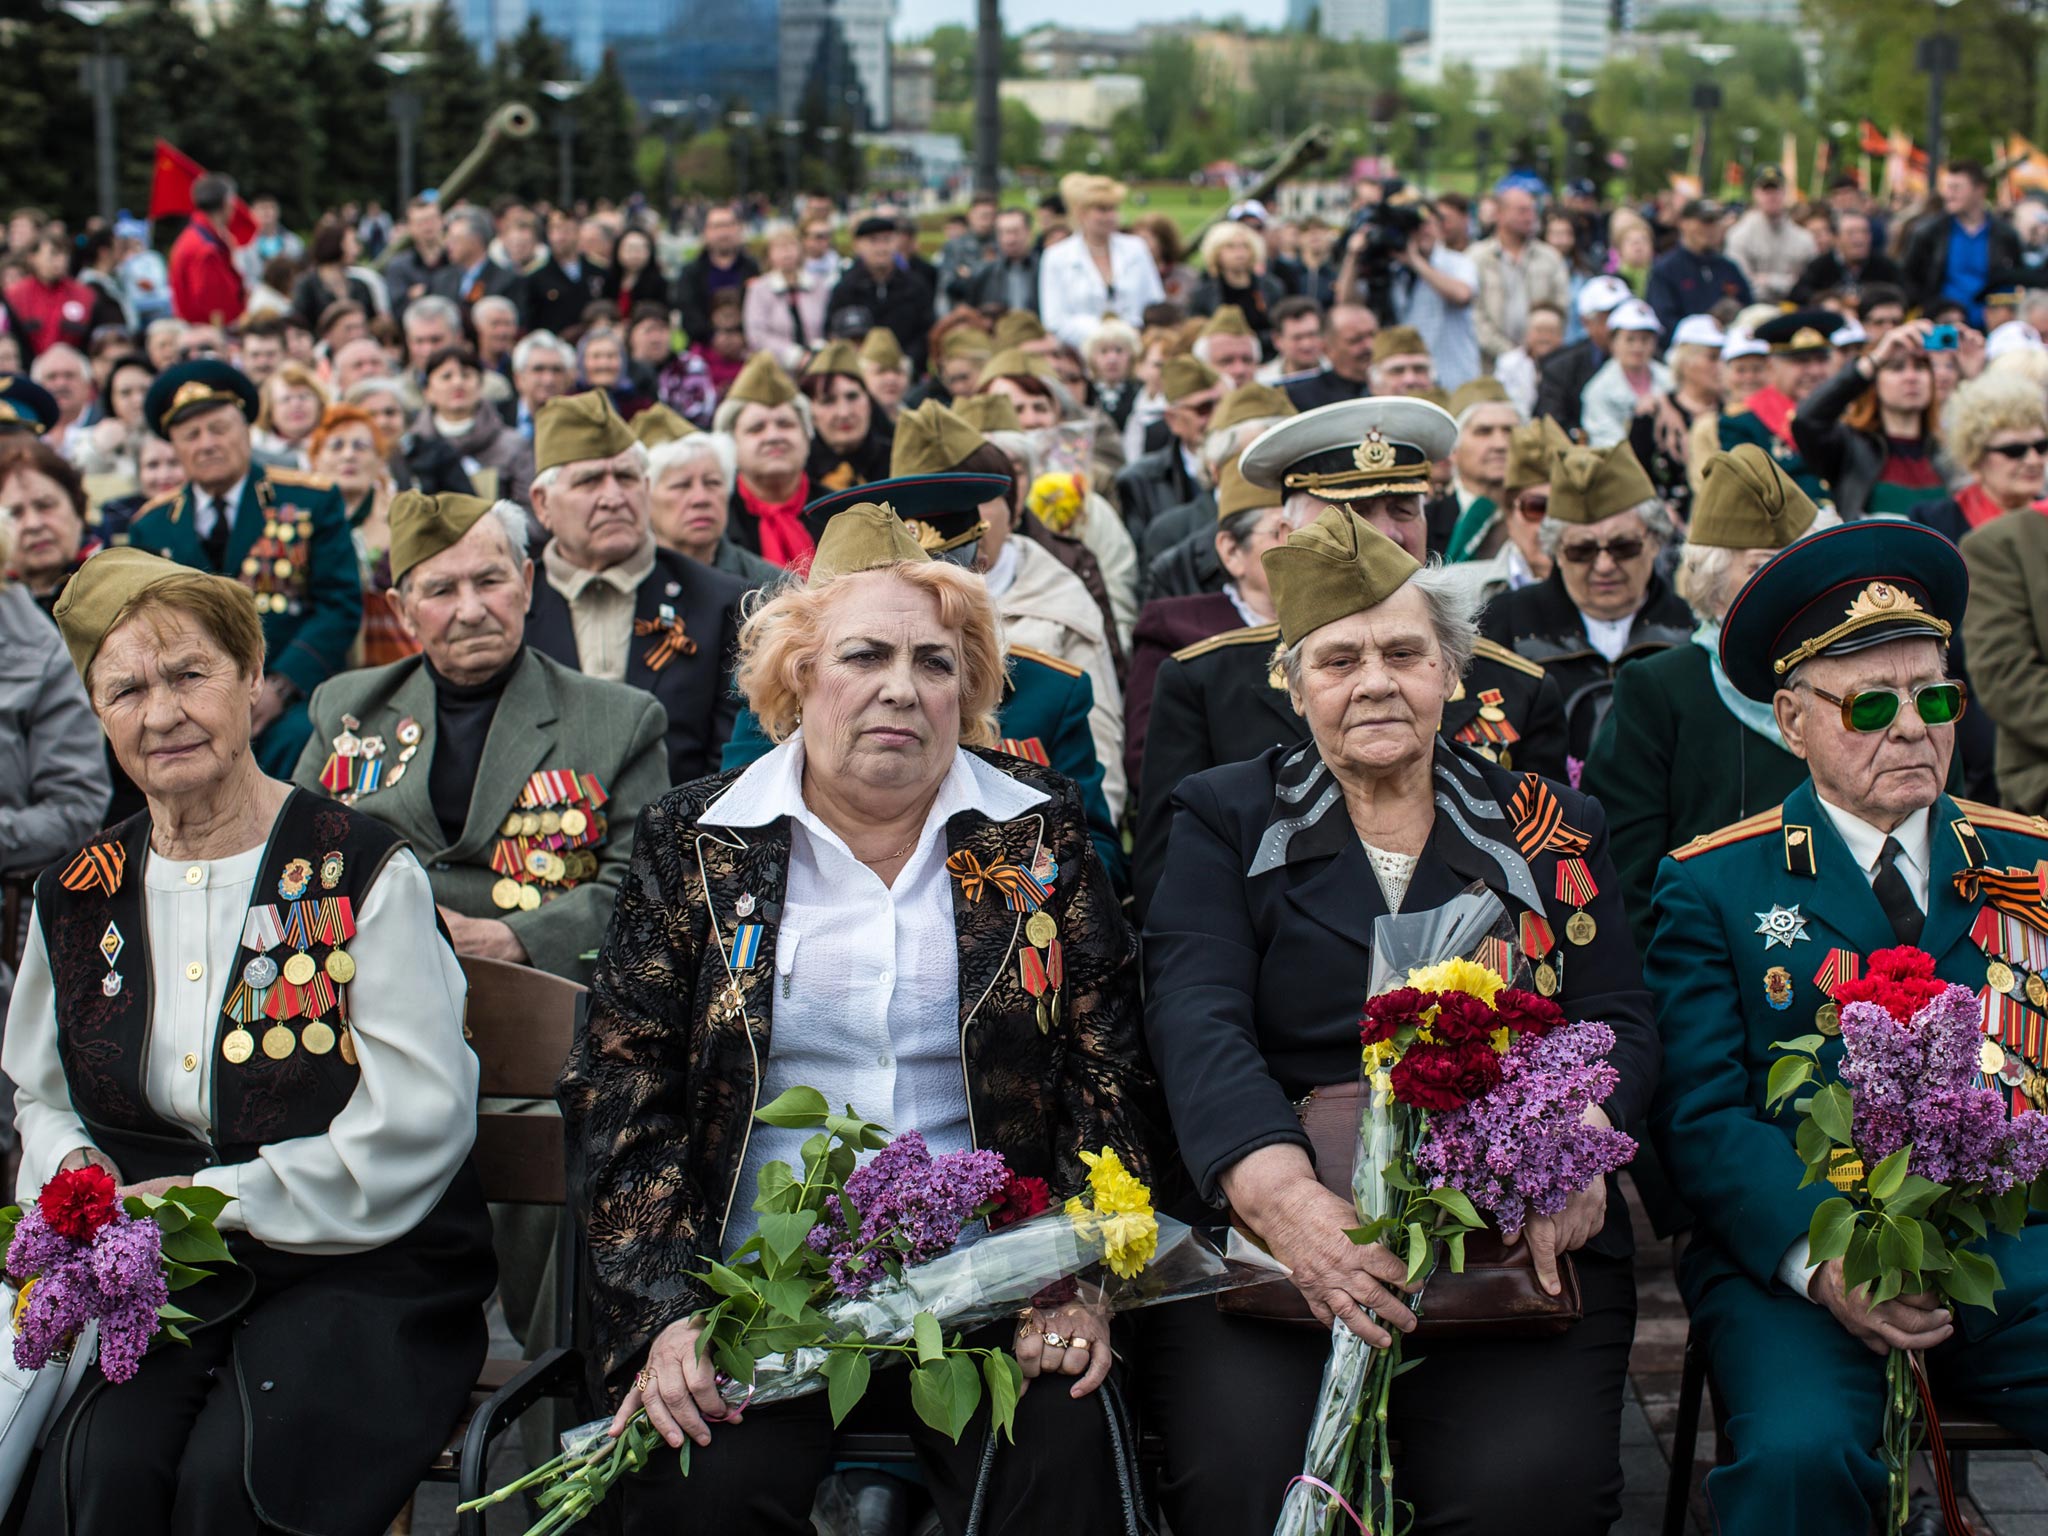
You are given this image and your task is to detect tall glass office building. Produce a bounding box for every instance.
[460,0,783,113]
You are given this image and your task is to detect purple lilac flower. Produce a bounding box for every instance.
[90,1215,168,1315]
[9,1209,168,1377]
[7,1205,71,1279]
[13,1253,101,1373]
[95,1298,161,1383]
[808,1133,1013,1298]
[1414,1021,1637,1240]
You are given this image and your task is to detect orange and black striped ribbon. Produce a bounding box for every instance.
[59,841,125,896]
[1506,775,1591,859]
[1955,866,2048,938]
[1555,857,1598,908]
[634,616,698,672]
[1813,948,1861,999]
[945,850,1050,912]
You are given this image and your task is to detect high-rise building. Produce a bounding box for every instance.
[450,0,782,112]
[1430,0,1605,78]
[780,0,896,128]
[1295,0,1428,42]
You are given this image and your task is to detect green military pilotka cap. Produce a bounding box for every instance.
[1160,354,1221,404]
[993,310,1046,349]
[1199,305,1256,339]
[1503,417,1571,502]
[630,403,698,450]
[1547,439,1656,525]
[859,327,907,370]
[1689,444,1818,550]
[1212,381,1296,436]
[977,346,1053,388]
[808,502,934,582]
[951,392,1022,435]
[724,351,800,409]
[388,490,497,583]
[804,340,863,379]
[892,400,987,476]
[534,389,638,474]
[53,545,255,682]
[1216,459,1284,522]
[1261,501,1423,648]
[941,328,995,362]
[1371,326,1431,365]
[1448,376,1512,418]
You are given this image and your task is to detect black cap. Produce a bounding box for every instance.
[1680,198,1724,222]
[1753,166,1786,190]
[143,359,258,437]
[0,375,60,436]
[805,472,1012,568]
[1754,308,1841,355]
[1719,521,1967,701]
[1981,265,2048,305]
[854,215,896,240]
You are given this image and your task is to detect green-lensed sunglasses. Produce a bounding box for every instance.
[1808,680,1968,733]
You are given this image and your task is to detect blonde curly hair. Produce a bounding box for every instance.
[1944,371,2048,473]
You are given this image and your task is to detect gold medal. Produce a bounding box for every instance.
[302,1020,336,1055]
[501,813,523,837]
[1816,1002,1842,1036]
[1025,910,1057,948]
[261,1024,296,1060]
[518,886,542,911]
[1989,959,2017,995]
[2030,973,2048,1010]
[339,1025,358,1066]
[1981,1038,2008,1077]
[282,952,317,987]
[562,808,588,837]
[324,948,356,985]
[222,1028,255,1065]
[540,810,563,836]
[519,813,542,837]
[1566,910,1597,946]
[1535,961,1558,997]
[492,877,523,910]
[1479,704,1507,723]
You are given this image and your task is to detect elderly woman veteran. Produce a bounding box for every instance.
[1139,505,1659,1536]
[8,548,492,1536]
[561,504,1166,1534]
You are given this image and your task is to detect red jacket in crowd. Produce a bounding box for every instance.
[169,216,246,325]
[1,275,95,356]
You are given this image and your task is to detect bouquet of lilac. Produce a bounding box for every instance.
[809,1133,1012,1298]
[1768,945,2048,1532]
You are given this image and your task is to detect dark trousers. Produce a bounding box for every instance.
[1138,1250,1637,1536]
[622,1327,1125,1536]
[20,1319,276,1536]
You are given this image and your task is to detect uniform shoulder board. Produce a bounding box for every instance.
[1172,622,1283,664]
[1007,644,1083,679]
[1954,799,2048,840]
[1470,637,1543,679]
[263,466,335,489]
[1671,806,1783,862]
[137,488,180,515]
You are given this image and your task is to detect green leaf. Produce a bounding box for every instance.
[1883,1176,1947,1222]
[909,1355,982,1442]
[1877,1213,1923,1276]
[1871,1269,1903,1305]
[701,1261,753,1300]
[159,1224,229,1266]
[1766,1056,1816,1112]
[1445,1229,1466,1274]
[2031,1168,2048,1213]
[821,1348,872,1426]
[1426,1187,1482,1229]
[1380,1163,1420,1193]
[1770,1034,1826,1059]
[1953,1201,1988,1240]
[755,1086,831,1128]
[1809,1084,1856,1146]
[150,1204,191,1235]
[160,1184,233,1223]
[1867,1146,1911,1203]
[914,1310,945,1366]
[1944,1246,2002,1310]
[755,1276,811,1322]
[679,1439,690,1477]
[1994,1186,2032,1237]
[162,1259,212,1293]
[1403,1222,1430,1286]
[712,1336,756,1385]
[1807,1198,1859,1263]
[752,1161,800,1214]
[757,1212,818,1268]
[1842,1226,1883,1293]
[1916,1221,1952,1273]
[155,1302,198,1324]
[982,1351,1022,1443]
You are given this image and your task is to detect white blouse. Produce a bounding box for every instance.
[1038,232,1167,351]
[5,844,478,1255]
[701,736,1048,1255]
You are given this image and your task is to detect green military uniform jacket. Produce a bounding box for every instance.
[1647,781,2048,1298]
[1719,397,1830,507]
[290,647,670,983]
[126,465,363,776]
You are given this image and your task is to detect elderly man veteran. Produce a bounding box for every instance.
[525,389,747,785]
[1647,519,2048,1536]
[292,490,668,983]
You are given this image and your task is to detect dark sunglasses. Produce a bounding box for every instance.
[1514,493,1549,521]
[1809,680,1968,733]
[1984,438,2048,460]
[1559,534,1646,564]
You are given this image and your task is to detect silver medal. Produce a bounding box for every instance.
[243,953,279,989]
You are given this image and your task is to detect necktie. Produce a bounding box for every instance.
[1873,836,1925,947]
[199,495,229,572]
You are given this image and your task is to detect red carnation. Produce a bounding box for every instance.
[1363,987,1432,1047]
[1428,991,1499,1046]
[38,1165,119,1242]
[1493,987,1567,1038]
[1833,946,1944,1023]
[1390,1039,1502,1112]
[988,1175,1052,1231]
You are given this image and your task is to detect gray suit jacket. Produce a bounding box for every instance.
[290,647,669,982]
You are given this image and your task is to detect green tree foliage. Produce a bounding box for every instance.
[923,22,1024,104]
[577,51,641,203]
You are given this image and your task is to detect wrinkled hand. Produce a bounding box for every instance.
[1015,1299,1113,1399]
[437,907,530,964]
[611,1317,735,1450]
[1259,1180,1420,1347]
[1812,1260,1953,1356]
[117,1176,184,1202]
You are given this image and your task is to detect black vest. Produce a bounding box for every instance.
[35,791,405,1181]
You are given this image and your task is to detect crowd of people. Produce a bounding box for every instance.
[6,149,2048,1536]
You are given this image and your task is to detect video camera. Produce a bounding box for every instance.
[1346,181,1425,324]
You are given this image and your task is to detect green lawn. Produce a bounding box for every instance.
[913,182,1236,242]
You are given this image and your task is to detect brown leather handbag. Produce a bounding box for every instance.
[1216,1081,1582,1337]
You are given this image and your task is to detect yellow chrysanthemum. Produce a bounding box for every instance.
[10,1279,32,1333]
[1098,1208,1159,1279]
[1406,957,1506,1006]
[1363,1039,1400,1074]
[1067,1148,1160,1278]
[1080,1147,1153,1217]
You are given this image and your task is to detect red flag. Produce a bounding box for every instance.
[148,140,258,246]
[1859,120,1893,158]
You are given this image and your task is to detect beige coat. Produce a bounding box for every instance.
[1960,509,2048,813]
[1468,237,1571,365]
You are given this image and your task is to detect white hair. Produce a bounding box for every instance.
[983,429,1040,484]
[1537,497,1677,556]
[145,317,188,347]
[404,294,462,334]
[712,391,815,439]
[472,294,518,327]
[1277,562,1480,692]
[1084,317,1141,367]
[344,375,409,407]
[396,498,530,592]
[1193,332,1256,369]
[1674,507,1841,624]
[31,343,87,378]
[530,439,653,499]
[1455,398,1524,434]
[648,430,737,484]
[512,330,576,373]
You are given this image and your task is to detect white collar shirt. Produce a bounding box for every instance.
[193,475,249,542]
[1816,797,1933,911]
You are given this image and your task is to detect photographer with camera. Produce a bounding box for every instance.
[1338,199,1481,392]
[1470,185,1571,371]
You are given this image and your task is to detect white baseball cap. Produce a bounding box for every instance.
[1829,319,1869,348]
[1577,275,1633,318]
[1607,298,1663,334]
[1228,199,1271,226]
[1987,320,2046,360]
[1671,314,1726,350]
[1721,332,1769,362]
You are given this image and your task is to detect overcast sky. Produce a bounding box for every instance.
[896,0,1286,40]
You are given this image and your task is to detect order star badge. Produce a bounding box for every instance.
[1755,903,1811,950]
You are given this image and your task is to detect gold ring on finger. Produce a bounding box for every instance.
[1068,1336,1092,1351]
[635,1367,654,1394]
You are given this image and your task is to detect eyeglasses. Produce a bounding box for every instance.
[1984,438,2048,460]
[1559,534,1647,564]
[1808,680,1968,733]
[1514,493,1549,521]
